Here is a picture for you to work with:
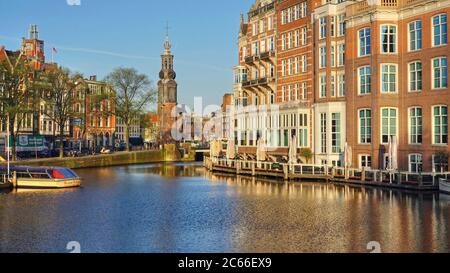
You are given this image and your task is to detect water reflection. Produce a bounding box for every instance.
[0,163,449,253]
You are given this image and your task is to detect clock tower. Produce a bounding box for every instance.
[157,29,178,143]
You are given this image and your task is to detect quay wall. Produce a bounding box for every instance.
[0,145,196,169]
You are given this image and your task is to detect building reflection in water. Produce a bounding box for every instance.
[0,163,449,253]
[206,171,450,253]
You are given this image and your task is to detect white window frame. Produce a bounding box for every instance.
[358,27,371,57]
[408,106,423,145]
[319,74,327,98]
[432,14,448,47]
[380,107,398,144]
[358,65,371,95]
[432,57,448,90]
[432,105,448,145]
[319,17,327,39]
[358,108,372,145]
[359,154,372,169]
[380,24,398,54]
[408,61,423,92]
[408,20,422,52]
[408,154,423,173]
[319,46,327,69]
[380,63,398,94]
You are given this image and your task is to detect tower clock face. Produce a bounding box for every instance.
[169,71,176,80]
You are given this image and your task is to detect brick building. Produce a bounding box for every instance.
[73,75,116,149]
[345,0,449,172]
[230,0,449,172]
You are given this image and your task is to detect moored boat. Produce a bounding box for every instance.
[0,166,82,189]
[439,178,450,195]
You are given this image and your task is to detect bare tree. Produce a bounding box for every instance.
[35,67,84,158]
[0,53,34,161]
[105,67,155,151]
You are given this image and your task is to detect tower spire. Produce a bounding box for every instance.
[164,21,171,53]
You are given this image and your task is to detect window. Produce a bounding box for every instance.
[320,113,327,154]
[302,55,307,73]
[338,74,345,97]
[295,29,300,47]
[319,46,326,68]
[331,45,336,67]
[433,105,448,144]
[338,14,345,36]
[301,82,307,100]
[282,34,286,51]
[282,60,286,77]
[253,42,259,55]
[301,2,307,18]
[432,57,448,89]
[259,19,264,34]
[331,75,336,97]
[409,20,422,51]
[338,44,345,66]
[288,58,294,75]
[331,113,341,153]
[359,155,372,169]
[289,7,294,23]
[381,108,397,144]
[433,153,449,173]
[330,16,335,37]
[320,75,327,98]
[409,61,423,92]
[281,10,286,25]
[359,109,372,144]
[409,107,423,144]
[433,14,447,47]
[301,27,307,45]
[381,64,397,93]
[381,25,397,53]
[320,17,327,39]
[268,16,273,31]
[409,154,423,173]
[358,66,371,95]
[269,36,275,51]
[298,113,308,147]
[287,32,292,49]
[359,28,371,56]
[295,56,300,74]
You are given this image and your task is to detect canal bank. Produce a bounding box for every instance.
[0,145,196,170]
[205,157,446,192]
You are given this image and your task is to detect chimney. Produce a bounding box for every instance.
[90,75,97,81]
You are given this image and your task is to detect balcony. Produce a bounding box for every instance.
[248,1,275,18]
[242,80,259,88]
[347,0,425,17]
[242,77,275,88]
[259,51,275,61]
[245,56,256,64]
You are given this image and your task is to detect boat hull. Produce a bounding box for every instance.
[17,178,82,189]
[439,179,450,194]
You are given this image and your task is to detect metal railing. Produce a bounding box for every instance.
[205,157,448,188]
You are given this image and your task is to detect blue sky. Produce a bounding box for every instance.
[0,0,254,109]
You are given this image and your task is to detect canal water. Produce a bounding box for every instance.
[0,162,449,253]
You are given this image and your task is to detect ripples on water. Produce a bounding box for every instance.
[0,162,449,253]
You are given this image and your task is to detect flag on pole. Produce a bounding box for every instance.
[51,47,57,63]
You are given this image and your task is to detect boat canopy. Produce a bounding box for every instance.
[0,166,79,179]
